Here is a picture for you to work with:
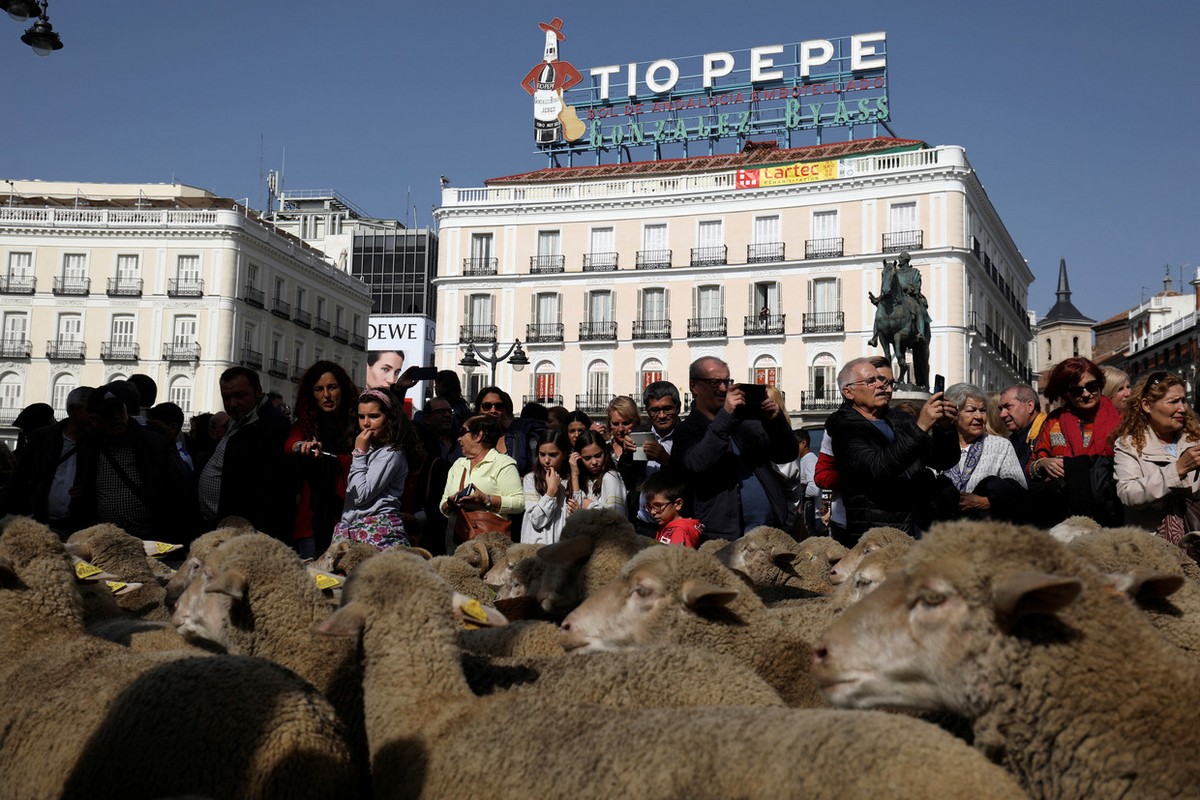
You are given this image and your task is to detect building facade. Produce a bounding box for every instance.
[0,181,371,426]
[433,138,1034,423]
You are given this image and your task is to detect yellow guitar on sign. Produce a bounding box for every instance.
[558,90,586,142]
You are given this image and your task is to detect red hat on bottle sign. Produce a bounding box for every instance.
[538,18,565,40]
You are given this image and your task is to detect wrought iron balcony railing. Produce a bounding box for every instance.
[801,311,845,333]
[690,245,727,267]
[687,317,727,338]
[583,252,619,272]
[747,242,785,263]
[0,338,31,358]
[0,275,35,294]
[635,249,671,269]
[882,230,923,254]
[805,237,844,259]
[243,285,265,307]
[271,298,291,319]
[523,393,564,406]
[268,358,290,378]
[526,322,564,343]
[459,324,498,343]
[578,321,618,341]
[167,278,204,297]
[106,278,143,297]
[800,390,842,411]
[313,317,331,336]
[463,257,498,276]
[632,319,671,340]
[53,277,90,296]
[163,342,200,362]
[745,313,786,336]
[351,333,366,350]
[332,326,349,344]
[240,348,264,370]
[529,254,565,274]
[575,394,614,415]
[293,308,312,328]
[100,342,140,361]
[46,339,86,359]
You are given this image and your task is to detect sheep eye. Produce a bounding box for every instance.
[917,589,945,606]
[633,585,653,598]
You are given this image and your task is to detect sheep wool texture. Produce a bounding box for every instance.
[0,517,359,800]
[319,550,1027,800]
[67,523,171,620]
[535,507,653,617]
[718,525,840,601]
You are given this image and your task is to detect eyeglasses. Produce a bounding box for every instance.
[844,376,896,390]
[480,401,505,411]
[697,378,734,390]
[1067,379,1103,399]
[643,500,674,513]
[646,406,678,417]
[459,427,472,436]
[427,407,452,415]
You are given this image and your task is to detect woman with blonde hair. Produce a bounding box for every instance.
[1102,365,1133,412]
[1113,371,1200,540]
[607,395,643,521]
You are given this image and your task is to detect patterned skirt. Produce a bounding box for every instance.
[332,512,410,550]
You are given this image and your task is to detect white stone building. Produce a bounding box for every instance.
[0,181,371,426]
[433,137,1034,424]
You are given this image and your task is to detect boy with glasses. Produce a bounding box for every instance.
[641,471,703,548]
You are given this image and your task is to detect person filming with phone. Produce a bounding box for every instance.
[673,356,799,543]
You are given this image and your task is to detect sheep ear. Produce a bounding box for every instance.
[452,592,508,629]
[0,554,16,585]
[1105,569,1184,600]
[205,569,248,601]
[680,579,739,610]
[770,548,798,568]
[64,540,93,561]
[992,570,1082,625]
[538,536,595,567]
[143,540,183,557]
[313,602,367,637]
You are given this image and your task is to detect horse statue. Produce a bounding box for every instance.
[868,258,930,388]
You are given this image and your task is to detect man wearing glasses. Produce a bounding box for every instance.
[673,356,799,542]
[824,357,959,540]
[627,380,682,537]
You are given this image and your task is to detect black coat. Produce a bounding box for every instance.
[1,420,71,523]
[825,403,960,537]
[216,398,294,540]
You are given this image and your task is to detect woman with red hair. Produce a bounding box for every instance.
[1027,356,1123,526]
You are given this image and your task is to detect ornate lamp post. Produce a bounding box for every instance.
[459,340,530,387]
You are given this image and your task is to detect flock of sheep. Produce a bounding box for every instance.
[2,507,1198,799]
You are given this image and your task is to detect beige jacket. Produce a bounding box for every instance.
[1113,432,1200,531]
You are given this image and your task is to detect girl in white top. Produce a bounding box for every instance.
[521,430,572,545]
[568,430,626,514]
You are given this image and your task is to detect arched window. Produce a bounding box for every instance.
[585,360,610,414]
[809,353,837,399]
[0,371,23,424]
[51,373,78,418]
[639,358,664,390]
[533,360,558,404]
[169,376,193,416]
[752,355,779,387]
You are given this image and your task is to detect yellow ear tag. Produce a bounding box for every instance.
[460,598,489,627]
[105,580,128,593]
[314,573,342,591]
[153,541,176,555]
[75,560,103,579]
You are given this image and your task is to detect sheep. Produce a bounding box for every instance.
[0,516,359,799]
[493,549,549,601]
[453,530,514,575]
[715,525,834,602]
[88,617,210,653]
[429,555,495,603]
[163,525,252,609]
[811,519,1200,800]
[458,619,565,658]
[65,524,172,620]
[1068,526,1200,656]
[535,508,652,618]
[796,534,850,578]
[482,542,541,588]
[697,538,729,557]
[1048,514,1102,544]
[314,549,1026,800]
[827,526,912,585]
[559,544,827,707]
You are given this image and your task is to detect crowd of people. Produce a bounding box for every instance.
[2,351,1198,555]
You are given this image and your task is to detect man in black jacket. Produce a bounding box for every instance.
[673,357,798,542]
[2,386,92,532]
[824,357,958,540]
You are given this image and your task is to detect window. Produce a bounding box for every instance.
[173,315,197,346]
[116,254,139,282]
[62,253,86,280]
[466,294,494,327]
[809,353,837,397]
[2,312,27,344]
[751,281,780,314]
[110,315,135,345]
[889,202,917,232]
[698,220,723,248]
[294,342,305,371]
[57,314,82,342]
[534,362,558,401]
[587,290,613,323]
[534,292,560,324]
[587,360,610,399]
[0,372,23,422]
[809,278,842,314]
[51,373,78,418]
[316,297,327,321]
[335,306,345,328]
[643,223,667,252]
[812,210,838,240]
[271,335,284,361]
[243,324,257,350]
[469,233,494,268]
[590,227,615,255]
[752,356,779,387]
[1046,338,1052,363]
[537,230,561,257]
[754,215,779,244]
[176,255,200,283]
[295,286,307,311]
[274,277,285,302]
[1072,336,1079,357]
[639,358,664,389]
[168,376,193,416]
[640,287,667,321]
[7,252,32,279]
[246,263,259,289]
[695,285,724,318]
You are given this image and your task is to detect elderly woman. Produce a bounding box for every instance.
[937,383,1027,521]
[440,414,524,552]
[1028,356,1124,526]
[1113,372,1200,541]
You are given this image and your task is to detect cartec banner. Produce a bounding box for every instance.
[736,159,838,189]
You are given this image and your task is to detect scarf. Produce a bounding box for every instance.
[1056,395,1120,457]
[943,437,985,492]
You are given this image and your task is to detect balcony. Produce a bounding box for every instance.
[802,311,845,334]
[690,245,727,267]
[583,252,619,272]
[332,325,349,344]
[271,298,291,319]
[805,237,844,259]
[292,365,305,382]
[523,393,564,406]
[463,257,498,276]
[351,333,366,351]
[0,338,31,358]
[687,317,727,338]
[0,275,36,294]
[747,242,785,263]
[100,342,140,361]
[53,276,90,296]
[163,342,200,362]
[294,308,312,328]
[526,322,564,343]
[632,319,671,340]
[636,249,672,269]
[460,324,497,343]
[882,230,923,254]
[530,254,565,274]
[800,390,842,412]
[243,285,265,307]
[579,321,618,341]
[167,278,204,297]
[575,394,614,415]
[314,317,331,336]
[745,313,786,336]
[268,358,290,378]
[0,407,19,425]
[240,348,263,370]
[46,339,86,360]
[106,278,143,297]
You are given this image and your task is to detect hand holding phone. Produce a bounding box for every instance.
[454,483,475,503]
[933,374,945,395]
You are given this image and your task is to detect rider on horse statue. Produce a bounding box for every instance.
[867,251,931,347]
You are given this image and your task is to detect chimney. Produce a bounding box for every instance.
[1192,265,1200,312]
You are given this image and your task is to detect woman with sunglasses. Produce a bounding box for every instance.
[1028,356,1124,526]
[474,386,533,475]
[1112,372,1200,540]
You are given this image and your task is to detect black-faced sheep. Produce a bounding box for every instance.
[812,519,1200,800]
[315,549,1026,800]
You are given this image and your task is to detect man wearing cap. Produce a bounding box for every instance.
[1,386,93,532]
[71,381,195,541]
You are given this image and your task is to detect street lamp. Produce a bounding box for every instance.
[4,0,62,54]
[459,340,529,386]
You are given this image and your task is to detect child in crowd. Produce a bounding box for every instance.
[521,429,572,545]
[564,410,592,448]
[332,389,410,550]
[641,471,703,548]
[568,430,626,513]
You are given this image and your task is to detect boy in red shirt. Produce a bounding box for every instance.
[641,472,703,548]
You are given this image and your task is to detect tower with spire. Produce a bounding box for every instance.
[1036,258,1095,380]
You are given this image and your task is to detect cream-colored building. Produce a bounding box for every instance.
[433,138,1035,424]
[0,181,371,425]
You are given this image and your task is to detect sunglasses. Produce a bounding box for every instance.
[1067,379,1103,399]
[1145,371,1170,390]
[459,427,473,436]
[698,378,734,390]
[480,401,505,411]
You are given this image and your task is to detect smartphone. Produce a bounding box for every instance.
[933,374,945,395]
[454,483,475,502]
[734,383,767,420]
[408,366,438,381]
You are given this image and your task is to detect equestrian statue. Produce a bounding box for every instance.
[867,251,932,388]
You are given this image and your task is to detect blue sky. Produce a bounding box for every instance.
[2,0,1196,323]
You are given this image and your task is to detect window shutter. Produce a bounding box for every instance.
[806,280,813,314]
[835,277,842,311]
